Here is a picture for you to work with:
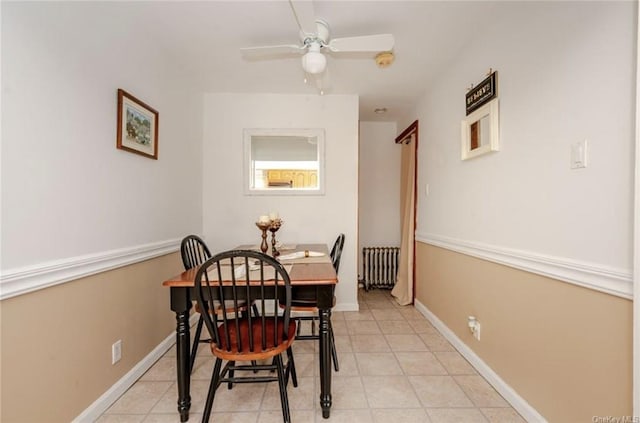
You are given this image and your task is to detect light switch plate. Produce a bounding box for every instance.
[571,139,588,169]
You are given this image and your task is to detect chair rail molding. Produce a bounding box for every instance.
[0,238,181,300]
[417,232,632,299]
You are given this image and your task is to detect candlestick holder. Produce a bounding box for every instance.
[269,218,283,257]
[255,221,271,254]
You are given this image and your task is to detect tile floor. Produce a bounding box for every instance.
[97,289,525,422]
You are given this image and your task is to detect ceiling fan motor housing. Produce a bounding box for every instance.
[299,20,330,46]
[315,19,330,44]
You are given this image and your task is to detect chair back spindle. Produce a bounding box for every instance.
[330,233,345,274]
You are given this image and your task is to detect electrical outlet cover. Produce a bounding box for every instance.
[112,340,122,364]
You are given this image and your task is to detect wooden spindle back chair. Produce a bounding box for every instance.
[180,235,257,373]
[289,234,345,372]
[194,250,298,423]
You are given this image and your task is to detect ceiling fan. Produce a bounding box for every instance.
[240,0,394,92]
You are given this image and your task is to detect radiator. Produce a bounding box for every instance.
[361,247,400,290]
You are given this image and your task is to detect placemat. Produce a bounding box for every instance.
[278,251,332,264]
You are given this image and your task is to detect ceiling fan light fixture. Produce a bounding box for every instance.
[301,50,326,74]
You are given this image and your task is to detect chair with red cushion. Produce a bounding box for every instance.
[194,249,298,422]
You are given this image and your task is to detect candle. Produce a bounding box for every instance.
[258,215,270,224]
[269,211,279,221]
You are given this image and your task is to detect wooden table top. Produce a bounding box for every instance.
[162,243,338,287]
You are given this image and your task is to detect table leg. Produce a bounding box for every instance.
[318,307,332,418]
[171,287,192,422]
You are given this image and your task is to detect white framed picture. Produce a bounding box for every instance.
[461,98,499,160]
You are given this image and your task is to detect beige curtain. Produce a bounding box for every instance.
[392,135,416,305]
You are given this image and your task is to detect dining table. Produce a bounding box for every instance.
[162,243,338,422]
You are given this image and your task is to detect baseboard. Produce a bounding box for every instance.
[414,299,547,423]
[73,314,198,422]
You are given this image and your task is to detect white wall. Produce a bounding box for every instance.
[1,2,203,271]
[202,93,359,310]
[358,121,400,276]
[415,1,635,275]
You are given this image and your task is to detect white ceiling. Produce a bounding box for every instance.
[57,1,502,122]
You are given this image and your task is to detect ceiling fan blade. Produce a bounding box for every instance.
[240,44,305,58]
[288,0,317,38]
[328,34,395,53]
